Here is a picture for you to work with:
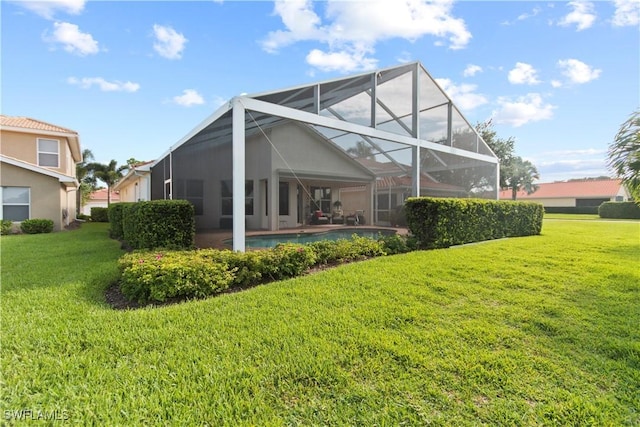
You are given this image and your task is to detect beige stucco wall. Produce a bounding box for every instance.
[1,130,76,177]
[117,175,150,203]
[1,162,72,231]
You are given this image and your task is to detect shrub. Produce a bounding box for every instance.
[121,200,195,250]
[108,202,133,240]
[308,235,386,265]
[544,206,600,215]
[405,197,543,249]
[599,201,640,219]
[202,249,266,288]
[263,243,317,280]
[20,219,54,234]
[379,233,417,255]
[91,207,109,222]
[1,220,13,235]
[119,250,235,303]
[77,213,90,221]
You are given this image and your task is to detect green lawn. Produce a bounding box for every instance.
[1,220,639,425]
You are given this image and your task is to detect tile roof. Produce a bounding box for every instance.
[89,189,120,202]
[0,115,78,135]
[499,179,623,199]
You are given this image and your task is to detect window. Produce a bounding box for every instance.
[310,186,331,213]
[38,138,59,167]
[221,180,254,216]
[279,182,289,215]
[1,187,30,221]
[186,180,204,215]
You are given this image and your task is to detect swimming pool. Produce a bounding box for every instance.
[228,228,397,248]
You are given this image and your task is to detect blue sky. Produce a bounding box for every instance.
[2,0,638,182]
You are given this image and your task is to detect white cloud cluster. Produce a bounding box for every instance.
[558,1,596,31]
[153,24,187,60]
[11,0,85,19]
[492,93,555,127]
[173,89,205,107]
[262,0,471,73]
[508,62,541,85]
[67,77,140,92]
[612,0,640,26]
[463,64,482,77]
[44,21,99,56]
[557,58,601,84]
[435,78,488,111]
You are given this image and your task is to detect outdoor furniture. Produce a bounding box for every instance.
[310,210,330,225]
[345,210,365,226]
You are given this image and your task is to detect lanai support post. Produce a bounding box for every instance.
[232,97,246,252]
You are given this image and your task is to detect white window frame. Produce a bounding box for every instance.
[1,186,31,222]
[37,138,60,168]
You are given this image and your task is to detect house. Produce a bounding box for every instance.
[112,161,152,203]
[0,115,81,231]
[150,62,500,251]
[499,178,631,207]
[82,189,120,216]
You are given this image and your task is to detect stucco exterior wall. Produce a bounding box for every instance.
[0,130,76,177]
[1,162,69,230]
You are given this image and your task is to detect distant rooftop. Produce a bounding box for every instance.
[499,178,624,199]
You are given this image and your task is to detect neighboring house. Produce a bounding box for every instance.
[112,161,152,203]
[150,62,500,251]
[499,178,631,207]
[0,115,81,231]
[82,189,120,215]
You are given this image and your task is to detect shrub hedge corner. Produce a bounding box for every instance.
[599,201,640,219]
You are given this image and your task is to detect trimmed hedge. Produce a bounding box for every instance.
[599,201,640,219]
[118,235,403,304]
[20,219,54,234]
[405,197,544,249]
[119,200,195,250]
[108,202,133,239]
[1,220,13,235]
[91,207,109,222]
[544,206,599,215]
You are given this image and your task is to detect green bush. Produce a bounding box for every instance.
[121,200,195,250]
[91,207,109,222]
[263,243,317,279]
[405,197,543,249]
[599,201,640,219]
[379,233,417,255]
[544,206,600,214]
[202,249,266,288]
[77,213,90,220]
[20,219,54,234]
[119,250,235,303]
[1,220,13,235]
[308,235,386,265]
[108,202,133,239]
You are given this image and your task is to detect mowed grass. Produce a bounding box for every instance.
[1,220,639,425]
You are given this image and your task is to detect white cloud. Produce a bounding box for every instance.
[306,48,377,73]
[558,1,596,31]
[508,62,541,85]
[551,80,563,88]
[463,64,482,77]
[67,77,140,92]
[44,21,99,56]
[612,0,640,26]
[501,6,542,25]
[11,0,85,19]
[435,78,488,111]
[153,24,187,60]
[492,93,555,127]
[262,0,471,73]
[173,89,205,107]
[557,58,601,84]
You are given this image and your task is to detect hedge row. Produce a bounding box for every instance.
[20,219,54,234]
[109,200,195,250]
[599,201,640,219]
[118,235,409,304]
[405,197,544,249]
[544,206,599,215]
[91,207,109,222]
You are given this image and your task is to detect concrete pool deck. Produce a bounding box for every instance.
[195,224,409,250]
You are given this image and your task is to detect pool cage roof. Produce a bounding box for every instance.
[154,61,499,251]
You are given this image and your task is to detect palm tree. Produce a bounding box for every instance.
[505,156,540,200]
[88,160,129,206]
[347,141,375,159]
[76,149,97,214]
[608,110,640,199]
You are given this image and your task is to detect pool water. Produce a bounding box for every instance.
[230,228,397,248]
